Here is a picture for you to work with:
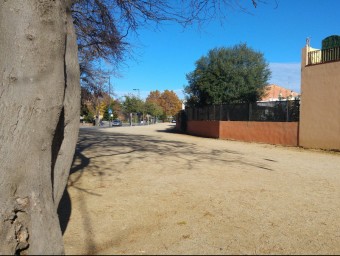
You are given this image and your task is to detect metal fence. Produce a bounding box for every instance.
[185,100,300,122]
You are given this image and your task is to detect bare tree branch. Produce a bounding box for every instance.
[72,0,270,89]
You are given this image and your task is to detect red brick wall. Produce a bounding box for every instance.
[186,121,299,146]
[219,121,299,146]
[186,120,220,138]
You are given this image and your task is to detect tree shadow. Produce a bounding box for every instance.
[57,188,71,235]
[155,124,179,134]
[57,130,96,235]
[58,126,274,253]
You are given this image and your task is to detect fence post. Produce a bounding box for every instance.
[220,104,222,121]
[213,105,215,121]
[248,102,252,121]
[286,100,289,122]
[207,106,209,120]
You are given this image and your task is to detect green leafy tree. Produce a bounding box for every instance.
[145,101,164,121]
[122,94,145,124]
[123,94,144,113]
[184,43,271,107]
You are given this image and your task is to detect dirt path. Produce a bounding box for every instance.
[61,123,340,255]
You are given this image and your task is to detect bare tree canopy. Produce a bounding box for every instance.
[72,0,267,80]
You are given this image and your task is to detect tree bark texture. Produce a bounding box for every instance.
[0,0,80,254]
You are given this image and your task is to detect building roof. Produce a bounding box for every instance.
[260,84,300,102]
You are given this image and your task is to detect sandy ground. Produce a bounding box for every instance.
[60,123,340,255]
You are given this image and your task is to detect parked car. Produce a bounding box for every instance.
[171,119,176,123]
[112,119,122,126]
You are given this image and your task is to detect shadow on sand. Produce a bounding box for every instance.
[58,125,273,253]
[57,125,193,251]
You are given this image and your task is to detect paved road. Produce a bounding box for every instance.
[62,123,340,255]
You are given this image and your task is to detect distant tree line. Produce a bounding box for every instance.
[81,88,182,124]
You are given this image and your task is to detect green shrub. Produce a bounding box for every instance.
[322,35,340,50]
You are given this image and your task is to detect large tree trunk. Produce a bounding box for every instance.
[0,0,80,254]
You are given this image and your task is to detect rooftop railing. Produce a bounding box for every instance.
[307,46,340,65]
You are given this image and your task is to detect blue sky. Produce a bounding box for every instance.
[108,0,340,100]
